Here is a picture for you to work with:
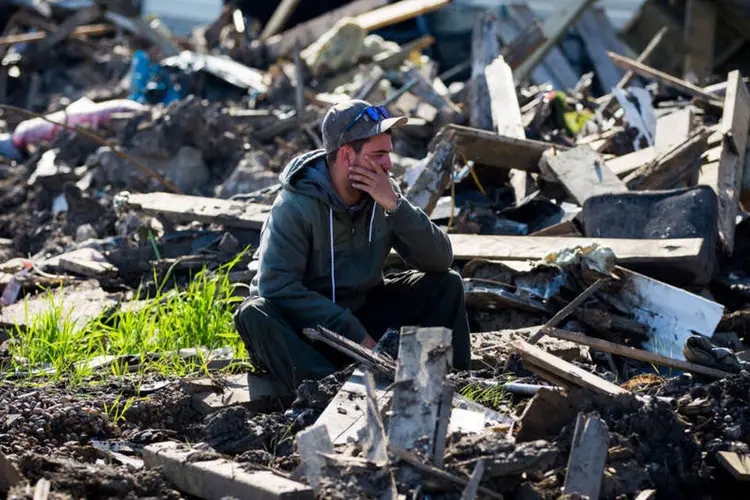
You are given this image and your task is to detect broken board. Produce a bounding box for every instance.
[716,451,750,481]
[144,441,314,499]
[122,192,270,230]
[655,107,693,155]
[715,70,750,255]
[442,234,712,285]
[605,147,657,177]
[440,124,569,172]
[543,145,628,204]
[513,340,629,398]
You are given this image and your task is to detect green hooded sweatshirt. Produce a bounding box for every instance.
[247,149,453,343]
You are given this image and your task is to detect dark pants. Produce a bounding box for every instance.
[234,270,471,390]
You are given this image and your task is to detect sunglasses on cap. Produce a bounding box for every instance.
[339,105,390,144]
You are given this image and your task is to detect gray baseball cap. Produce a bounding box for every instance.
[321,99,409,153]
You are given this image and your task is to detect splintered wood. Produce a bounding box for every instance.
[715,70,750,255]
[512,340,629,398]
[296,425,335,490]
[542,145,627,204]
[387,327,453,460]
[404,140,455,215]
[563,413,610,499]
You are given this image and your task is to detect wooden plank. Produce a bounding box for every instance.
[513,340,629,398]
[123,192,270,230]
[460,460,486,500]
[404,140,454,215]
[715,70,750,255]
[514,0,597,83]
[547,329,733,378]
[373,35,434,70]
[356,0,451,32]
[296,425,334,490]
[607,51,724,108]
[716,451,750,481]
[576,9,625,93]
[683,0,717,84]
[33,478,50,500]
[439,123,568,172]
[265,0,387,60]
[359,372,398,495]
[259,0,301,42]
[486,55,530,202]
[57,248,118,279]
[655,107,693,155]
[625,128,710,190]
[495,10,556,87]
[543,145,628,205]
[144,442,314,499]
[387,327,452,460]
[510,4,579,90]
[470,12,501,132]
[0,24,112,46]
[563,413,609,499]
[446,234,710,279]
[600,267,724,362]
[606,147,657,177]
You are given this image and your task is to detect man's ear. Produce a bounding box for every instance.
[338,145,355,167]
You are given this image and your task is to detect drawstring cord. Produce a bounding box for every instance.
[329,203,378,304]
[329,208,336,304]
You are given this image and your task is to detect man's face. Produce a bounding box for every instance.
[351,133,393,173]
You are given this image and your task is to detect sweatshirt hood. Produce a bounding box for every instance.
[279,149,349,212]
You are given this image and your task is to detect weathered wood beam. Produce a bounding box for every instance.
[513,340,629,398]
[547,329,733,379]
[683,0,717,84]
[607,51,724,108]
[714,70,750,254]
[514,0,597,83]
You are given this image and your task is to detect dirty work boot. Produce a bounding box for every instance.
[233,297,342,391]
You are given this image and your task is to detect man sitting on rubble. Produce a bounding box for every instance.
[234,99,470,390]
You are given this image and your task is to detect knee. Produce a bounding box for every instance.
[234,297,272,330]
[427,269,465,297]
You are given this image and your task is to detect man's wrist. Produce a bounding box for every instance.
[384,193,402,214]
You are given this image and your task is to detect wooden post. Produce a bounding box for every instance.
[404,140,454,215]
[387,327,453,460]
[715,70,750,254]
[563,413,610,499]
[259,0,301,42]
[296,425,335,490]
[514,0,597,83]
[683,0,716,84]
[470,11,501,132]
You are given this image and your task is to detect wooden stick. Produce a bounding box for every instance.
[607,51,723,108]
[547,328,734,378]
[389,447,504,500]
[528,279,606,344]
[259,0,301,42]
[599,26,668,112]
[0,103,183,194]
[0,23,113,46]
[357,0,451,32]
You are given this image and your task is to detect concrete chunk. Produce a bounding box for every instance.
[144,441,313,500]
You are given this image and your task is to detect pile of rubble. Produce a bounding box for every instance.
[2,0,750,499]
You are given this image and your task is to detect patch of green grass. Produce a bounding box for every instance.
[459,381,511,411]
[7,252,250,385]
